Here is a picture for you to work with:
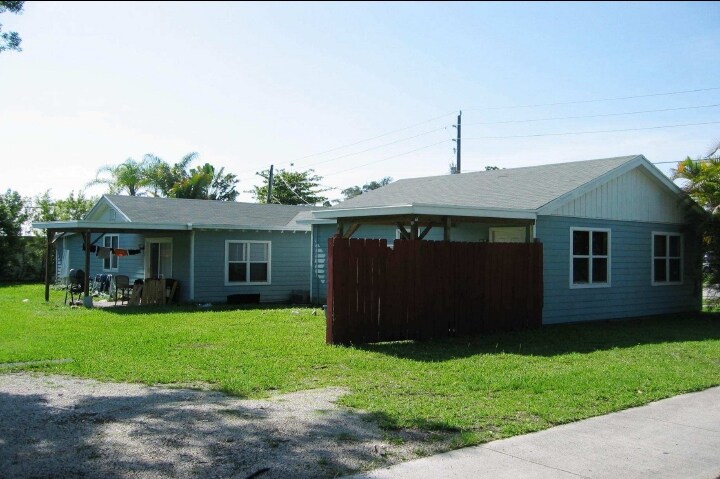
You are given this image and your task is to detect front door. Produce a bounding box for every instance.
[145,238,172,279]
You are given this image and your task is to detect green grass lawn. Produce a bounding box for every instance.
[2,283,720,446]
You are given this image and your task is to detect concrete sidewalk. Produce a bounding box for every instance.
[348,387,720,479]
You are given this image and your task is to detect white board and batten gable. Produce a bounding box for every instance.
[538,155,689,225]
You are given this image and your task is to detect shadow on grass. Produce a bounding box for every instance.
[356,313,720,362]
[0,381,405,478]
[96,302,318,317]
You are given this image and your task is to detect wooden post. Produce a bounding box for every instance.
[44,229,54,302]
[443,217,452,241]
[336,221,344,237]
[410,220,418,240]
[84,232,91,297]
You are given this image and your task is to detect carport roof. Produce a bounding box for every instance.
[311,154,687,220]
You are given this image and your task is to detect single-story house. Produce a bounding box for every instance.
[34,196,316,303]
[35,154,703,326]
[309,154,703,324]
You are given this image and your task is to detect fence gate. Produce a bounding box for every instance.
[326,238,543,345]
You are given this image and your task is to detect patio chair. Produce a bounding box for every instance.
[113,275,131,306]
[92,274,102,293]
[102,274,112,293]
[65,269,85,305]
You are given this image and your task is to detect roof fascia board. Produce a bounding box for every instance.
[32,221,190,231]
[32,221,311,232]
[313,204,536,220]
[296,218,337,225]
[195,224,310,232]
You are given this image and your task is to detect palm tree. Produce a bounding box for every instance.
[87,158,147,196]
[143,152,198,197]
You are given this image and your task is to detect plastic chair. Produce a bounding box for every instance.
[114,275,131,305]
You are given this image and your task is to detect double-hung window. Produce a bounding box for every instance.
[652,232,682,285]
[225,241,271,285]
[103,234,119,271]
[570,228,610,287]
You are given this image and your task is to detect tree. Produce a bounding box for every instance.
[89,153,240,201]
[252,168,330,205]
[143,153,197,197]
[0,1,23,53]
[88,158,147,196]
[672,156,720,214]
[672,149,720,284]
[33,190,95,223]
[0,189,30,280]
[341,177,393,200]
[170,163,239,201]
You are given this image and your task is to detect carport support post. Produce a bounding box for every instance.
[443,216,451,241]
[84,232,91,297]
[44,229,54,301]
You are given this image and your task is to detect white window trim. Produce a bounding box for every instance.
[144,237,173,279]
[225,240,272,286]
[103,234,120,272]
[489,226,528,243]
[651,231,683,286]
[569,227,611,289]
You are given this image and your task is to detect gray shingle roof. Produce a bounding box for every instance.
[332,155,641,211]
[104,195,317,229]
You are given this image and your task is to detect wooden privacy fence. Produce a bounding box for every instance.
[326,238,543,345]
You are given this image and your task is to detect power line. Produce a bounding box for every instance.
[323,139,452,178]
[653,157,720,165]
[292,111,456,161]
[463,121,720,140]
[464,87,720,111]
[235,124,452,184]
[296,125,451,168]
[462,103,720,126]
[234,110,457,177]
[275,173,312,205]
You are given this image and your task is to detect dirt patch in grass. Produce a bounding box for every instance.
[0,373,454,478]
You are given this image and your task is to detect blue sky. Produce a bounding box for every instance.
[1,1,719,203]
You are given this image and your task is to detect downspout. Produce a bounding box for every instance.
[189,224,195,301]
[309,225,314,304]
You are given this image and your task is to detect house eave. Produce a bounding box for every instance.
[32,221,192,232]
[311,204,537,220]
[32,220,311,233]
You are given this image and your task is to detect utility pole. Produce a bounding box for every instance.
[454,110,462,174]
[266,164,274,204]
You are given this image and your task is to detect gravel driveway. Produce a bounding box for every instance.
[0,373,451,478]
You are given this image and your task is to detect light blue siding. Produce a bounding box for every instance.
[60,232,193,301]
[537,215,701,324]
[193,230,311,303]
[62,232,145,280]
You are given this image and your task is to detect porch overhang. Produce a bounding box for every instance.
[32,221,311,234]
[311,203,537,221]
[309,203,536,241]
